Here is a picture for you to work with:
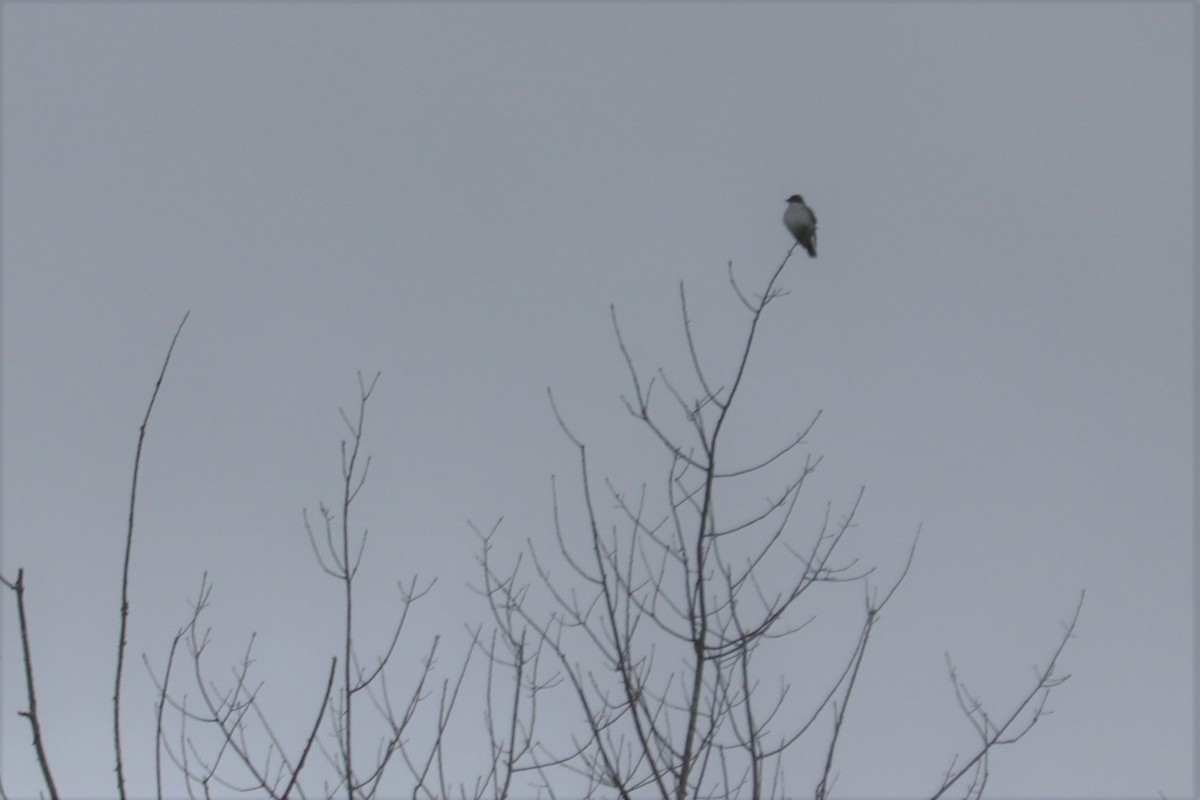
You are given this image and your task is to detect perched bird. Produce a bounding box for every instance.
[783,195,817,257]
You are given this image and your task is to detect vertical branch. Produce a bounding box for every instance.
[114,311,189,800]
[1,569,59,800]
[342,436,354,800]
[336,370,378,798]
[146,628,183,800]
[676,248,800,800]
[143,371,452,796]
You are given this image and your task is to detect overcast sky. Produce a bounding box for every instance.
[1,3,1193,799]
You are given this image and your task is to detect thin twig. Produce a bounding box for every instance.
[115,311,189,800]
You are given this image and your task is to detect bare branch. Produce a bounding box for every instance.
[280,657,337,800]
[1,569,59,800]
[115,310,189,800]
[930,591,1085,800]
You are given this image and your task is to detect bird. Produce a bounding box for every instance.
[783,195,817,257]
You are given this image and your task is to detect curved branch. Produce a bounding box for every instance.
[115,310,189,800]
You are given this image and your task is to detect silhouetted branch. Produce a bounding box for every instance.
[929,591,1085,800]
[1,569,59,800]
[480,249,915,798]
[143,624,184,799]
[280,657,337,800]
[115,310,189,800]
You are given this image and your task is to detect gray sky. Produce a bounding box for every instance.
[1,3,1193,798]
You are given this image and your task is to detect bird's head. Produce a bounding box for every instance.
[786,194,805,204]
